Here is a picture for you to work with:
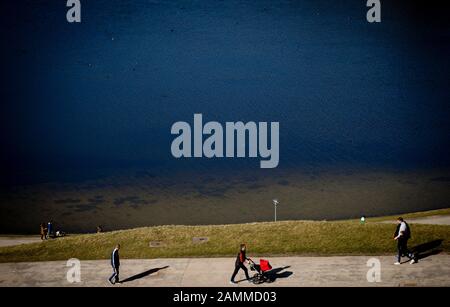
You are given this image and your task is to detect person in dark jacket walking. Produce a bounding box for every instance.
[230,244,251,284]
[108,244,121,284]
[394,217,415,265]
[46,221,53,239]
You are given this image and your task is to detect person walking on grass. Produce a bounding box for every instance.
[230,244,251,284]
[108,244,121,285]
[394,217,415,265]
[39,223,46,240]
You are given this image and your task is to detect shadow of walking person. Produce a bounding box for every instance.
[121,266,169,283]
[409,239,443,263]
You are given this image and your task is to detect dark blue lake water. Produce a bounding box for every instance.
[1,0,449,185]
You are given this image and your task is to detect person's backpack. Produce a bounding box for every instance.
[403,222,411,239]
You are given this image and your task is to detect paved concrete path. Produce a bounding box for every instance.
[408,215,450,225]
[381,215,450,226]
[0,255,449,287]
[0,236,42,247]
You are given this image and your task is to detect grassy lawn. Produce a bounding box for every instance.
[0,209,449,263]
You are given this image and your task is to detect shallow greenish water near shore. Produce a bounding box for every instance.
[1,168,449,234]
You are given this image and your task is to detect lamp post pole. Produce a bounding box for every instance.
[273,199,279,222]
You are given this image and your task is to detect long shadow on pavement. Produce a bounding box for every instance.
[401,239,444,264]
[121,266,169,283]
[412,239,443,260]
[238,266,293,284]
[266,266,293,282]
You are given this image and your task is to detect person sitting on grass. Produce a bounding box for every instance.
[230,243,251,284]
[394,217,415,265]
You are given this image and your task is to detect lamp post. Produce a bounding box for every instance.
[273,199,279,222]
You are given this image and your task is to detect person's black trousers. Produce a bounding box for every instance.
[397,238,411,262]
[231,263,250,282]
[109,267,120,283]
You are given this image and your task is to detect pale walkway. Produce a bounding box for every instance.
[0,255,449,287]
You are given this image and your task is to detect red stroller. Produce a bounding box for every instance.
[249,259,272,284]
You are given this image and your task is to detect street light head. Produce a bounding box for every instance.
[273,199,279,206]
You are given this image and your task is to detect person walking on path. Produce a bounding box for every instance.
[39,223,46,240]
[230,244,251,284]
[394,217,415,265]
[108,244,121,285]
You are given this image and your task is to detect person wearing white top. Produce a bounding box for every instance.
[393,217,415,265]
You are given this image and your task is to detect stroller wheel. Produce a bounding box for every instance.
[252,274,264,284]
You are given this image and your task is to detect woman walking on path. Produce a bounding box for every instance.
[230,244,251,284]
